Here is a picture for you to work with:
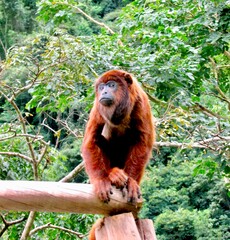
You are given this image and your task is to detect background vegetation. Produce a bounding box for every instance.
[0,0,229,239]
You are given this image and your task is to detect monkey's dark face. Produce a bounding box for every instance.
[98,81,118,107]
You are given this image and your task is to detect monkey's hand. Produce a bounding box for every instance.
[109,167,128,189]
[93,178,113,203]
[126,177,141,203]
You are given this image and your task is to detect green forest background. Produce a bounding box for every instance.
[0,0,229,239]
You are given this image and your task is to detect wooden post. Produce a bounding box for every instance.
[136,219,157,240]
[94,213,157,240]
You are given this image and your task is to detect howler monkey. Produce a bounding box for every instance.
[82,69,155,203]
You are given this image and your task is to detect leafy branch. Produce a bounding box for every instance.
[52,0,123,45]
[195,103,230,120]
[56,0,115,35]
[209,57,230,109]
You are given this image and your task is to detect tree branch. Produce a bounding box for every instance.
[146,92,168,107]
[195,103,229,120]
[60,161,85,183]
[0,214,27,237]
[0,38,7,58]
[156,136,230,149]
[10,100,39,178]
[20,211,36,240]
[29,222,85,238]
[37,144,49,164]
[58,1,115,35]
[0,151,33,163]
[0,133,48,146]
[209,57,230,108]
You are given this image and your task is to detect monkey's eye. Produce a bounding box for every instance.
[98,83,105,91]
[107,81,117,88]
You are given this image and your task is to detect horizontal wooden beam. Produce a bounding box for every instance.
[0,181,142,216]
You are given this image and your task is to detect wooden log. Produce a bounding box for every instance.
[95,213,142,240]
[0,181,142,217]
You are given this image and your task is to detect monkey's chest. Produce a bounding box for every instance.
[100,131,139,168]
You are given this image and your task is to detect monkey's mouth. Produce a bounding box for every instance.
[100,98,113,106]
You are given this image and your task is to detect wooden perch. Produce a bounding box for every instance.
[0,181,142,217]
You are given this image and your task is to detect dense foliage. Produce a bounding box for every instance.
[0,0,229,239]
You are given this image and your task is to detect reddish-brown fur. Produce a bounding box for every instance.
[82,69,155,239]
[82,69,155,200]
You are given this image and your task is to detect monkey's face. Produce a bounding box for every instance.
[98,81,118,107]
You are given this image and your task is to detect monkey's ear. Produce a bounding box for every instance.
[124,73,133,85]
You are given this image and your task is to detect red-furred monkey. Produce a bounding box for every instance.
[81,69,155,239]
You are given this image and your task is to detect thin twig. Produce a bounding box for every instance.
[29,222,85,238]
[195,103,229,120]
[58,1,115,35]
[0,151,33,163]
[37,144,49,164]
[209,57,230,108]
[0,133,48,145]
[156,136,230,149]
[60,161,85,183]
[0,214,27,237]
